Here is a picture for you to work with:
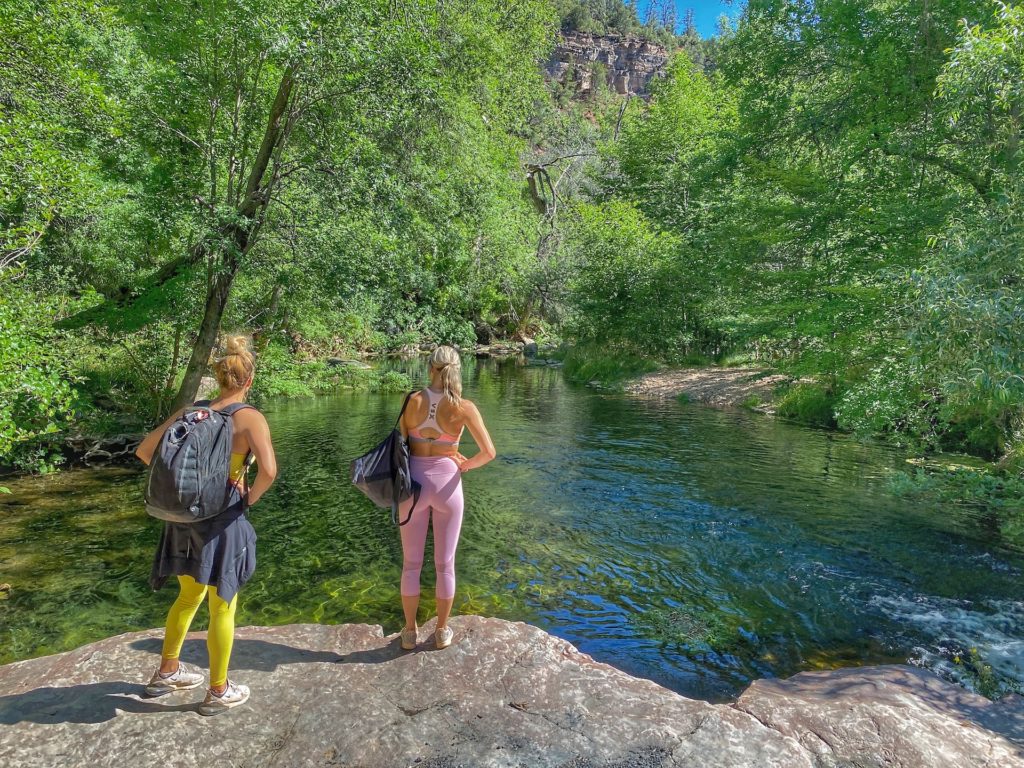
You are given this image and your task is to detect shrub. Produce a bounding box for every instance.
[0,274,79,472]
[562,345,658,388]
[776,383,837,428]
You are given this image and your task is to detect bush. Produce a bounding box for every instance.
[564,201,697,358]
[562,345,658,388]
[776,383,837,428]
[0,273,79,471]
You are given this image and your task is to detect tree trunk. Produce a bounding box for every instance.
[171,267,238,410]
[256,280,284,354]
[159,324,183,418]
[169,65,298,410]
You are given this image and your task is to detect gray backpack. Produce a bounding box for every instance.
[144,400,253,523]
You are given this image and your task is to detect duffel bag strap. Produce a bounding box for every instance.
[392,481,421,526]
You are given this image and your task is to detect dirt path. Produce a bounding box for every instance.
[624,367,789,407]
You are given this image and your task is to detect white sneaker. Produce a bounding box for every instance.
[198,680,250,716]
[435,626,453,649]
[144,661,205,697]
[401,626,418,650]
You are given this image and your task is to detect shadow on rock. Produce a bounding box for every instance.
[0,682,197,725]
[0,638,404,726]
[129,636,401,669]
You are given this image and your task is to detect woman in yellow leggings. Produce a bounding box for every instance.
[135,336,277,715]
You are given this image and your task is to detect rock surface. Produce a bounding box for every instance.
[545,31,668,97]
[625,367,790,408]
[0,616,1021,768]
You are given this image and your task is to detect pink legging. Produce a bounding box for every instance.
[399,456,464,600]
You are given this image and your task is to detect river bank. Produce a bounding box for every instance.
[623,367,790,409]
[8,341,548,474]
[0,616,1021,767]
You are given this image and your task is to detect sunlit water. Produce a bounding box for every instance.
[2,358,1022,701]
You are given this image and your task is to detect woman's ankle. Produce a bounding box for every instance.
[158,658,179,675]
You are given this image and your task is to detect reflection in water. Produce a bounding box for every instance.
[1,358,1022,701]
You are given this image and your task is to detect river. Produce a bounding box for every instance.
[1,358,1022,701]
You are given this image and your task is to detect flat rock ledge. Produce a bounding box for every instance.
[625,368,789,409]
[1,616,1021,768]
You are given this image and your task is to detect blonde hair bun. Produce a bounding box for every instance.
[429,345,463,406]
[213,334,255,391]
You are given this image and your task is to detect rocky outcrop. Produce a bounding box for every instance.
[0,616,1021,767]
[545,31,669,97]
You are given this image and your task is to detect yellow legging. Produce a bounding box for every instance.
[161,575,237,688]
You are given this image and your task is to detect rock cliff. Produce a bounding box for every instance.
[545,31,669,97]
[1,616,1022,767]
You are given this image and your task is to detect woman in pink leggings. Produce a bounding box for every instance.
[397,345,496,650]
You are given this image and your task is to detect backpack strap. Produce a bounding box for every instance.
[211,403,257,495]
[216,402,256,417]
[191,400,255,417]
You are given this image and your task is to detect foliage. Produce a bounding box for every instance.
[561,344,658,388]
[250,343,411,400]
[0,272,79,471]
[776,384,838,429]
[0,0,558,467]
[563,200,697,358]
[952,647,1019,700]
[557,0,1024,467]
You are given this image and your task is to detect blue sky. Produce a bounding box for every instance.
[634,1,745,39]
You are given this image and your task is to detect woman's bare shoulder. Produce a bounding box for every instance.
[234,405,268,429]
[458,398,481,417]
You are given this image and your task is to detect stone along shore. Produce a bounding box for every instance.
[0,616,1021,767]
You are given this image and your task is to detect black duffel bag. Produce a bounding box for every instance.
[350,391,420,525]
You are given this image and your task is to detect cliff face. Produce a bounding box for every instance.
[545,30,669,97]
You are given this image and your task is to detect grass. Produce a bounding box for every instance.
[672,351,715,367]
[776,383,837,428]
[717,352,758,368]
[253,341,412,399]
[741,394,763,409]
[561,346,659,389]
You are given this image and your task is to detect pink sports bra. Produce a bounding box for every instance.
[408,388,463,447]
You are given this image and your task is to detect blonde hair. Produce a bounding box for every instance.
[429,345,462,406]
[213,334,255,391]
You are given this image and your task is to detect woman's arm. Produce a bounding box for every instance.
[242,410,277,506]
[135,407,186,466]
[454,400,496,473]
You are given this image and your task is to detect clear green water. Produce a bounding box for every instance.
[2,358,1023,701]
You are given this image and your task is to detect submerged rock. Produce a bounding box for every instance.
[65,433,143,467]
[0,616,1020,767]
[326,358,372,369]
[474,343,524,358]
